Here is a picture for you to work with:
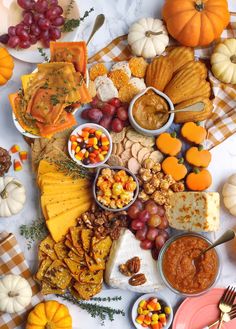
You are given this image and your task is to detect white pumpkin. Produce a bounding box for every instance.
[0,274,32,313]
[211,38,236,84]
[0,176,26,217]
[128,18,169,59]
[222,174,236,216]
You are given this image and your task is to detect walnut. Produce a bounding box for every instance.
[151,190,168,205]
[139,168,152,182]
[94,217,106,226]
[138,190,149,201]
[142,158,155,169]
[143,182,156,195]
[171,181,185,192]
[151,163,161,173]
[81,213,93,229]
[110,226,121,240]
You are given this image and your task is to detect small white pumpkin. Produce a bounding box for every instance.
[0,274,32,313]
[211,38,236,84]
[222,174,236,216]
[128,18,169,59]
[0,176,26,217]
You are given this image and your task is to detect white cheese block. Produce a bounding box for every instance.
[166,192,220,232]
[97,80,118,102]
[105,229,164,293]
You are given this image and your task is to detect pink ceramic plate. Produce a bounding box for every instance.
[173,288,236,329]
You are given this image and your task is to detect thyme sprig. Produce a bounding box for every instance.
[38,48,49,62]
[92,296,122,302]
[57,293,125,325]
[62,8,94,33]
[48,158,93,180]
[64,0,75,18]
[19,218,48,249]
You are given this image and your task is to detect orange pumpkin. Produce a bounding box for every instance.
[181,122,207,144]
[0,48,14,86]
[186,146,211,167]
[156,132,182,156]
[162,0,230,47]
[186,168,212,191]
[162,157,187,181]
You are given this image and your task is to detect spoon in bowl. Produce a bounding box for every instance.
[166,101,205,114]
[87,14,105,45]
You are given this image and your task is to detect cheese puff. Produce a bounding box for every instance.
[89,63,108,81]
[108,70,130,89]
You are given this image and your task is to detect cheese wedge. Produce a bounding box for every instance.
[41,190,90,204]
[46,195,93,219]
[41,178,89,187]
[41,181,90,194]
[46,202,91,242]
[37,160,58,177]
[166,192,220,232]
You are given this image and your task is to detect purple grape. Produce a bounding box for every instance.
[51,16,64,26]
[17,0,35,10]
[19,39,31,48]
[34,0,48,13]
[29,35,38,44]
[23,12,34,25]
[0,34,10,45]
[30,24,40,36]
[38,18,50,30]
[45,5,63,20]
[49,27,61,40]
[8,26,16,37]
[8,36,20,48]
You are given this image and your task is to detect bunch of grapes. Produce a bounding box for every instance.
[0,0,64,49]
[128,199,169,260]
[81,97,129,133]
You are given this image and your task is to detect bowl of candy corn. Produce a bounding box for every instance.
[68,123,112,168]
[132,293,173,329]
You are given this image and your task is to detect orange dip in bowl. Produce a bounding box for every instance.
[132,89,169,130]
[162,236,219,295]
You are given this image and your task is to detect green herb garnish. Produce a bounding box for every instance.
[48,158,93,180]
[57,293,125,325]
[62,7,94,33]
[50,95,60,106]
[38,47,49,62]
[19,218,48,249]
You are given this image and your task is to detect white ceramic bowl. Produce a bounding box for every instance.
[128,87,174,136]
[131,293,173,329]
[68,123,112,168]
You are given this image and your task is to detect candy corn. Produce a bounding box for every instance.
[10,144,20,153]
[14,160,22,171]
[19,151,28,161]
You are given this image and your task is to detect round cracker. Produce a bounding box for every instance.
[112,143,117,155]
[137,147,150,164]
[126,129,143,142]
[121,148,132,163]
[131,143,142,158]
[110,129,126,143]
[125,140,133,149]
[140,136,155,147]
[142,150,153,161]
[149,150,164,163]
[128,157,141,174]
[107,154,124,166]
[116,143,124,156]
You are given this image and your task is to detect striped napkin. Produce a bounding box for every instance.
[89,13,236,150]
[0,232,43,329]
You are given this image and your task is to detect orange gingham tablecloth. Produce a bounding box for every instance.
[0,232,43,329]
[89,13,236,150]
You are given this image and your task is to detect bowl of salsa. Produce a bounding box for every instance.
[158,233,221,297]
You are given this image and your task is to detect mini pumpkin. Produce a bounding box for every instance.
[222,174,236,216]
[211,38,236,84]
[128,18,169,59]
[0,48,14,86]
[181,122,207,144]
[26,300,72,329]
[156,132,182,156]
[186,146,211,167]
[162,0,230,47]
[0,274,32,314]
[186,168,212,191]
[162,157,187,181]
[0,177,26,217]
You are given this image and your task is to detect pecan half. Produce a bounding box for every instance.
[126,257,140,274]
[119,264,132,277]
[129,273,147,286]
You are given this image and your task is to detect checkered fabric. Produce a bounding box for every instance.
[89,13,236,150]
[0,232,43,329]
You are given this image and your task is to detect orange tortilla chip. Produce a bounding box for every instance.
[89,63,107,81]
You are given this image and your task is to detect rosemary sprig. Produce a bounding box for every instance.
[38,47,49,62]
[62,8,94,33]
[48,158,93,180]
[91,296,122,302]
[57,293,125,325]
[64,0,75,18]
[19,218,48,249]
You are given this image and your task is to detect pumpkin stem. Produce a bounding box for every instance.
[0,180,22,199]
[178,158,184,164]
[45,323,54,329]
[171,131,177,138]
[145,30,163,37]
[198,145,204,151]
[8,291,19,297]
[230,55,236,64]
[193,167,200,174]
[195,0,207,11]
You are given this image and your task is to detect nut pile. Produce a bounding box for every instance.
[0,147,11,176]
[138,158,185,208]
[119,256,147,286]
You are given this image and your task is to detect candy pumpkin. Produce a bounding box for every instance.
[26,300,72,329]
[156,132,182,156]
[181,122,207,144]
[186,168,212,191]
[0,48,14,86]
[162,157,187,181]
[162,0,230,47]
[185,146,211,167]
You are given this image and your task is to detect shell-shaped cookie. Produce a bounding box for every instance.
[191,80,211,99]
[168,47,194,73]
[145,56,173,91]
[178,61,208,80]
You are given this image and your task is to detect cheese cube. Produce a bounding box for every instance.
[166,192,220,232]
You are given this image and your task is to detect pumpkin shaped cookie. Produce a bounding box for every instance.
[186,168,212,191]
[162,157,187,181]
[181,122,207,144]
[156,132,182,156]
[186,146,211,168]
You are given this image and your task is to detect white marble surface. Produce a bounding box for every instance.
[0,0,236,328]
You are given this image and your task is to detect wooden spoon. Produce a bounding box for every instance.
[87,14,105,45]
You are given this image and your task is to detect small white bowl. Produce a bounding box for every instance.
[132,293,173,329]
[128,87,174,136]
[68,123,112,168]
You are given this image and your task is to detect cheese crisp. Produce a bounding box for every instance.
[166,192,220,232]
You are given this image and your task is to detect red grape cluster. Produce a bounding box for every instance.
[82,97,129,133]
[128,199,169,260]
[0,0,64,49]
